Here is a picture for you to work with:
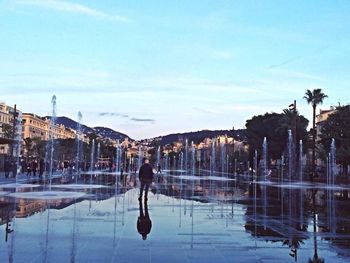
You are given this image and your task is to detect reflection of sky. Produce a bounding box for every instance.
[0,187,349,262]
[1,1,350,139]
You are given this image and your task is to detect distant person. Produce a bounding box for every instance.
[39,159,45,177]
[27,162,32,177]
[4,158,11,178]
[31,160,38,177]
[138,159,154,201]
[11,161,17,178]
[157,164,162,174]
[137,199,152,240]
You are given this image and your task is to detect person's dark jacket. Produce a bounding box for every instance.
[139,163,154,182]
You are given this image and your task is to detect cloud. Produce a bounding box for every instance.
[268,68,323,81]
[193,107,220,114]
[98,112,155,124]
[99,112,129,118]
[268,56,301,69]
[16,0,129,22]
[130,118,155,123]
[211,50,233,60]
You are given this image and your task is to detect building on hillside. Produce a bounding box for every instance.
[316,106,337,138]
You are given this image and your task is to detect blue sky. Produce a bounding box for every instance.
[1,0,349,139]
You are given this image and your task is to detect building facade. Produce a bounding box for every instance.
[22,113,76,141]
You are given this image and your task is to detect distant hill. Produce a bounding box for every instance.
[151,129,246,146]
[47,116,131,141]
[94,126,130,141]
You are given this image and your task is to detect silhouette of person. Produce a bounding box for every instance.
[157,164,161,174]
[137,200,152,240]
[138,159,154,201]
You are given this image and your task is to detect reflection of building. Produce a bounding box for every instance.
[0,199,15,225]
[16,199,46,218]
[22,113,76,140]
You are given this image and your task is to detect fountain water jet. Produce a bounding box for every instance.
[75,112,83,183]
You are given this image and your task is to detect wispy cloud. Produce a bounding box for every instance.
[98,112,155,124]
[99,112,129,118]
[211,50,233,60]
[268,56,301,69]
[16,0,129,22]
[130,118,155,123]
[268,68,323,81]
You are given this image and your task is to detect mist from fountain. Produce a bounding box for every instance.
[262,137,268,181]
[156,146,161,168]
[48,95,57,190]
[299,140,303,183]
[138,146,142,171]
[327,138,336,233]
[96,142,101,170]
[115,140,122,173]
[13,112,23,183]
[287,129,293,181]
[211,138,216,176]
[254,150,258,181]
[89,139,95,185]
[185,139,188,171]
[221,142,225,176]
[75,111,82,183]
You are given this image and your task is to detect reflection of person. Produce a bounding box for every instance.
[137,200,152,240]
[157,164,161,174]
[138,159,154,201]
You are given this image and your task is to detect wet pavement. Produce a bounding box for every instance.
[0,171,349,262]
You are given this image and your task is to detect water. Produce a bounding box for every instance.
[220,142,225,175]
[1,173,349,262]
[115,140,121,173]
[211,138,216,175]
[75,111,83,183]
[138,146,142,170]
[254,150,258,180]
[156,146,161,168]
[328,138,337,233]
[48,95,57,190]
[299,139,303,183]
[261,137,268,181]
[97,142,101,170]
[13,111,23,182]
[287,129,293,181]
[185,139,189,171]
[90,139,95,175]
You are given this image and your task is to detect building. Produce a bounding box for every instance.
[0,101,22,155]
[22,113,48,140]
[316,106,337,138]
[22,113,76,141]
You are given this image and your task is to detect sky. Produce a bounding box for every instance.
[1,0,350,140]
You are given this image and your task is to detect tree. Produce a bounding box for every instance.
[1,123,14,139]
[24,137,34,157]
[303,89,328,178]
[246,111,308,162]
[319,105,350,175]
[31,137,47,159]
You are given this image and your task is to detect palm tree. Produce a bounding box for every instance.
[303,89,328,179]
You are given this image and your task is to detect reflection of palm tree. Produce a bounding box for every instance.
[308,190,325,263]
[282,236,304,260]
[303,89,328,179]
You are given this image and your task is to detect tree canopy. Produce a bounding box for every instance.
[320,105,350,170]
[246,111,309,160]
